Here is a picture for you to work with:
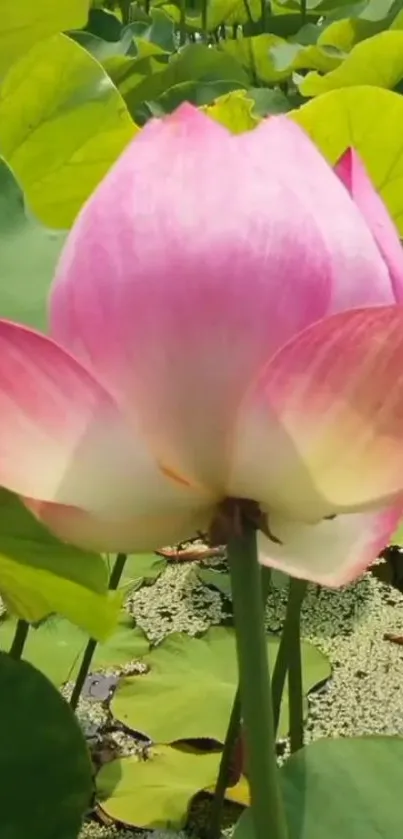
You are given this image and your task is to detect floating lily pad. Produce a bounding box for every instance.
[96,745,220,829]
[0,612,149,686]
[0,653,92,838]
[120,554,167,594]
[111,627,331,742]
[234,737,403,839]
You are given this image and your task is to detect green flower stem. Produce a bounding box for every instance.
[69,553,127,711]
[9,619,30,660]
[286,578,307,752]
[201,0,209,41]
[207,687,242,839]
[179,0,187,47]
[207,567,272,839]
[300,0,307,24]
[271,578,307,741]
[228,525,288,839]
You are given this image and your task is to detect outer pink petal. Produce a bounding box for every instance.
[335,148,403,302]
[257,504,401,587]
[24,498,212,553]
[0,321,212,538]
[49,106,394,492]
[228,306,403,521]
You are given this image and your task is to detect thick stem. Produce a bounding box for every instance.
[272,578,307,740]
[206,567,272,839]
[206,689,242,839]
[286,579,307,752]
[70,553,127,711]
[228,525,288,839]
[9,619,29,659]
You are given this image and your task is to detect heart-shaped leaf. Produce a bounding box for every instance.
[97,745,221,828]
[111,627,331,742]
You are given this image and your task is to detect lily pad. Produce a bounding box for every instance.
[111,627,331,742]
[234,737,403,839]
[0,612,149,686]
[96,745,220,829]
[120,554,167,594]
[0,653,92,838]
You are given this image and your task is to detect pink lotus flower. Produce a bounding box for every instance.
[2,104,403,586]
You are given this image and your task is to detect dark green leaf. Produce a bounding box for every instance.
[0,653,92,838]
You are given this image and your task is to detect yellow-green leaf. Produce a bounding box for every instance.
[291,86,403,233]
[0,552,121,641]
[219,34,340,85]
[0,489,119,640]
[299,31,403,96]
[318,18,387,53]
[0,0,90,76]
[202,90,260,132]
[0,33,137,228]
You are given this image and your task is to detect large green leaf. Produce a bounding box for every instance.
[128,8,176,52]
[148,79,244,114]
[291,86,403,233]
[0,489,120,639]
[269,40,343,73]
[0,0,90,77]
[0,653,92,839]
[0,33,137,228]
[97,745,221,828]
[111,627,331,742]
[0,159,66,330]
[317,16,392,52]
[299,30,403,95]
[234,737,403,838]
[104,43,248,118]
[0,612,148,685]
[219,34,340,85]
